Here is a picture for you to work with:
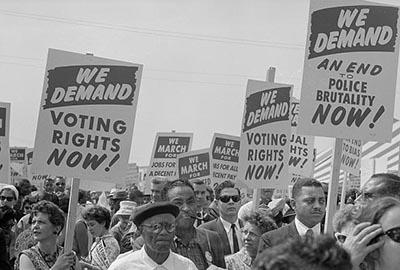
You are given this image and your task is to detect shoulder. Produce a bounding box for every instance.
[171,251,198,268]
[109,250,141,269]
[199,219,218,230]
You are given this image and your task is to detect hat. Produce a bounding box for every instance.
[133,201,180,227]
[107,188,118,198]
[115,201,137,216]
[0,185,19,201]
[110,190,127,200]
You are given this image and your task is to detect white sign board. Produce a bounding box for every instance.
[340,139,362,176]
[32,49,143,182]
[147,132,193,180]
[298,0,400,142]
[177,148,211,184]
[0,102,10,183]
[210,133,240,188]
[238,80,292,189]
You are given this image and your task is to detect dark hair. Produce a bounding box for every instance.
[254,235,352,270]
[206,185,214,201]
[21,195,38,212]
[214,180,240,200]
[161,179,194,201]
[82,205,111,229]
[366,173,400,199]
[58,197,69,214]
[190,179,206,185]
[292,178,323,199]
[243,209,277,235]
[353,197,400,269]
[32,200,65,233]
[332,204,357,233]
[0,206,16,228]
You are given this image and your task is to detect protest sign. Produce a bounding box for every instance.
[10,147,27,182]
[298,0,400,142]
[32,49,143,182]
[177,148,211,184]
[238,79,292,189]
[210,133,240,188]
[147,132,193,180]
[0,102,10,183]
[125,162,140,185]
[289,98,315,177]
[26,148,48,189]
[341,139,362,176]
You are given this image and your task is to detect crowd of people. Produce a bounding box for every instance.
[0,172,399,270]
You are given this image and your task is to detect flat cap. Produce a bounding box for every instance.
[133,201,180,227]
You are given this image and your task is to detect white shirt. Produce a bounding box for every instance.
[220,217,243,253]
[108,246,198,270]
[294,217,321,236]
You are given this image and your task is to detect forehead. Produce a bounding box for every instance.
[297,186,325,199]
[220,187,239,196]
[168,185,194,199]
[193,183,207,192]
[144,213,175,224]
[243,221,260,233]
[33,212,50,222]
[379,206,400,231]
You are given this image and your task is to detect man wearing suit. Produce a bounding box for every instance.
[199,180,243,256]
[257,178,326,254]
[162,179,226,269]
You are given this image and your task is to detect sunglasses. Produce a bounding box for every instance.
[0,196,15,202]
[219,195,241,203]
[384,227,400,243]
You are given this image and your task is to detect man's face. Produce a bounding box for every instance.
[217,187,241,219]
[260,188,274,205]
[54,178,66,193]
[141,213,175,254]
[44,179,55,193]
[292,186,326,228]
[193,183,208,210]
[168,186,196,228]
[151,183,163,202]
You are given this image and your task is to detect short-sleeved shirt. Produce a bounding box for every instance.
[108,246,198,270]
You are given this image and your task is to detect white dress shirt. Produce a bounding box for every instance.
[220,217,243,253]
[108,246,198,270]
[294,217,321,236]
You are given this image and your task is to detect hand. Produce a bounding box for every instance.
[342,222,384,269]
[52,251,76,270]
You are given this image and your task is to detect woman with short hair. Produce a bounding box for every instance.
[17,200,78,270]
[80,205,120,270]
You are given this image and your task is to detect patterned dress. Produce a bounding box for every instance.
[15,244,63,270]
[225,248,252,270]
[84,233,120,270]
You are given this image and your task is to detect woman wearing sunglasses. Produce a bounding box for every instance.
[351,197,400,270]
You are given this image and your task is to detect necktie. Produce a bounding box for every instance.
[231,223,239,253]
[306,229,314,238]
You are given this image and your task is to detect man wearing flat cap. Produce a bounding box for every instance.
[108,201,198,270]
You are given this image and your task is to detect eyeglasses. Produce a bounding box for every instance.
[219,195,240,203]
[0,196,15,202]
[384,227,400,243]
[336,234,347,243]
[141,222,176,233]
[241,229,260,238]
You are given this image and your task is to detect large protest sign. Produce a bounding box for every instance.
[147,132,193,180]
[32,49,143,182]
[298,0,400,142]
[210,133,240,188]
[238,80,292,189]
[125,162,140,185]
[177,148,211,184]
[289,98,315,177]
[0,102,10,183]
[340,139,362,176]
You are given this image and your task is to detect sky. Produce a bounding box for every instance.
[1,0,400,167]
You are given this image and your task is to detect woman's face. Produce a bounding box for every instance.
[377,206,400,270]
[0,189,17,208]
[86,219,106,237]
[242,221,261,259]
[32,212,59,242]
[23,202,32,215]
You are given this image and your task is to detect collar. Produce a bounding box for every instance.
[141,246,175,269]
[220,217,240,234]
[294,217,320,236]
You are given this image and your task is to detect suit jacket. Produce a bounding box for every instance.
[195,228,226,268]
[198,218,243,256]
[257,221,300,255]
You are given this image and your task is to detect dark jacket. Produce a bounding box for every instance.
[198,218,243,256]
[257,221,300,254]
